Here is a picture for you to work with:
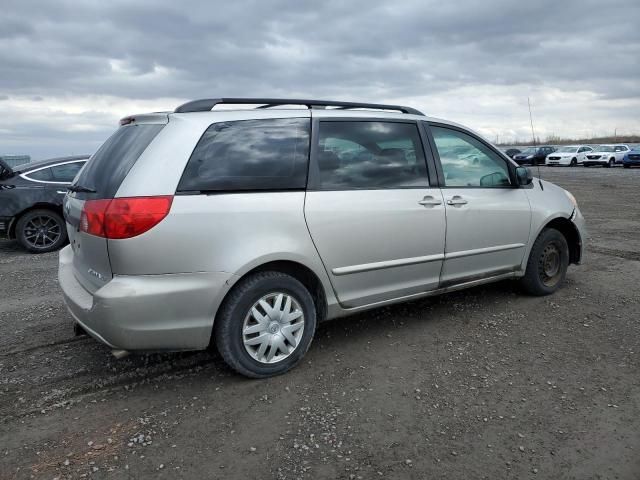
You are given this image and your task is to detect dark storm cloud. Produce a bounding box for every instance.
[0,0,639,158]
[1,0,638,100]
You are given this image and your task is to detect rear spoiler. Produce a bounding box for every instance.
[119,112,170,126]
[0,159,14,180]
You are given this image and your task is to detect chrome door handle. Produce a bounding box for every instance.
[418,196,442,206]
[446,196,468,206]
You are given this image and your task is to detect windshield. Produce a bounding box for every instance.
[596,145,614,152]
[557,146,578,153]
[520,147,537,155]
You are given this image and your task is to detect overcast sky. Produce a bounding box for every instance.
[1,0,639,159]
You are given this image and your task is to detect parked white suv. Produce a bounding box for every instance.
[584,144,630,167]
[545,145,593,166]
[58,98,586,377]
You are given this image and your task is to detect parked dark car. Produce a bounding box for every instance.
[513,146,556,165]
[0,155,89,252]
[504,148,521,158]
[622,147,640,168]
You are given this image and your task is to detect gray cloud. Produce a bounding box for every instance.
[1,0,639,158]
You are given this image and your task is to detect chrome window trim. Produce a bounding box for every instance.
[20,159,87,185]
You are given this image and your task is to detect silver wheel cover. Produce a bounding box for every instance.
[242,292,305,364]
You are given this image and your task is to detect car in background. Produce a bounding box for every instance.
[613,144,631,165]
[545,145,593,166]
[513,146,556,165]
[0,155,89,252]
[584,145,629,167]
[622,147,640,168]
[503,148,521,159]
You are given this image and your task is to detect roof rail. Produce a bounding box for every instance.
[174,98,424,116]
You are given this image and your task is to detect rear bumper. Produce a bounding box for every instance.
[58,245,236,351]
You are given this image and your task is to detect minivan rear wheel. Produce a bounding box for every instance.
[16,209,67,253]
[520,228,569,296]
[214,271,316,378]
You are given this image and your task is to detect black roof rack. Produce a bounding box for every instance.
[174,98,424,116]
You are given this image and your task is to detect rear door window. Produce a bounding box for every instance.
[312,121,429,190]
[26,168,53,181]
[73,124,164,198]
[177,118,310,192]
[51,162,85,182]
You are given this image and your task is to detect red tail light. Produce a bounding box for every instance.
[80,196,173,239]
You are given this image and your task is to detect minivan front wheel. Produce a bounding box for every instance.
[520,228,569,296]
[214,271,316,378]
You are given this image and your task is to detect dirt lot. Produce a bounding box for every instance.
[1,167,639,479]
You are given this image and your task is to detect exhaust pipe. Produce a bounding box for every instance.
[112,349,130,360]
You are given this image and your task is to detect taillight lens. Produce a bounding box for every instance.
[80,196,173,239]
[80,199,110,237]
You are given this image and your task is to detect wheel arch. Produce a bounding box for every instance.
[539,216,582,264]
[214,258,331,339]
[244,260,329,323]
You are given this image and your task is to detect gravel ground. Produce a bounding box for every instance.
[1,167,639,479]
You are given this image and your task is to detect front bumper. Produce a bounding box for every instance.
[583,160,607,166]
[58,245,236,352]
[546,158,571,166]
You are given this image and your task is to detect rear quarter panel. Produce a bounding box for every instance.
[0,179,65,236]
[106,192,338,312]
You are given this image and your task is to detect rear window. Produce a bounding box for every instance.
[177,118,310,192]
[73,124,164,198]
[51,162,85,182]
[26,168,53,181]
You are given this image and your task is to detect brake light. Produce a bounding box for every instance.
[80,196,173,239]
[80,199,110,237]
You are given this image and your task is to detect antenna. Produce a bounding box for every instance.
[528,97,543,190]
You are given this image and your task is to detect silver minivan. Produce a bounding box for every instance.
[59,98,586,377]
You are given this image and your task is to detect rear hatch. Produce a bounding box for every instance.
[65,120,166,293]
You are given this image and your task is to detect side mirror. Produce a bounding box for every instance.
[515,166,533,186]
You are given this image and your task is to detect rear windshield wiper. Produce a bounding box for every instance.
[67,184,96,193]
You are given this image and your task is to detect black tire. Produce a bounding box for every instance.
[607,158,614,168]
[570,158,577,167]
[623,164,630,169]
[15,209,67,253]
[214,271,317,378]
[519,228,569,296]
